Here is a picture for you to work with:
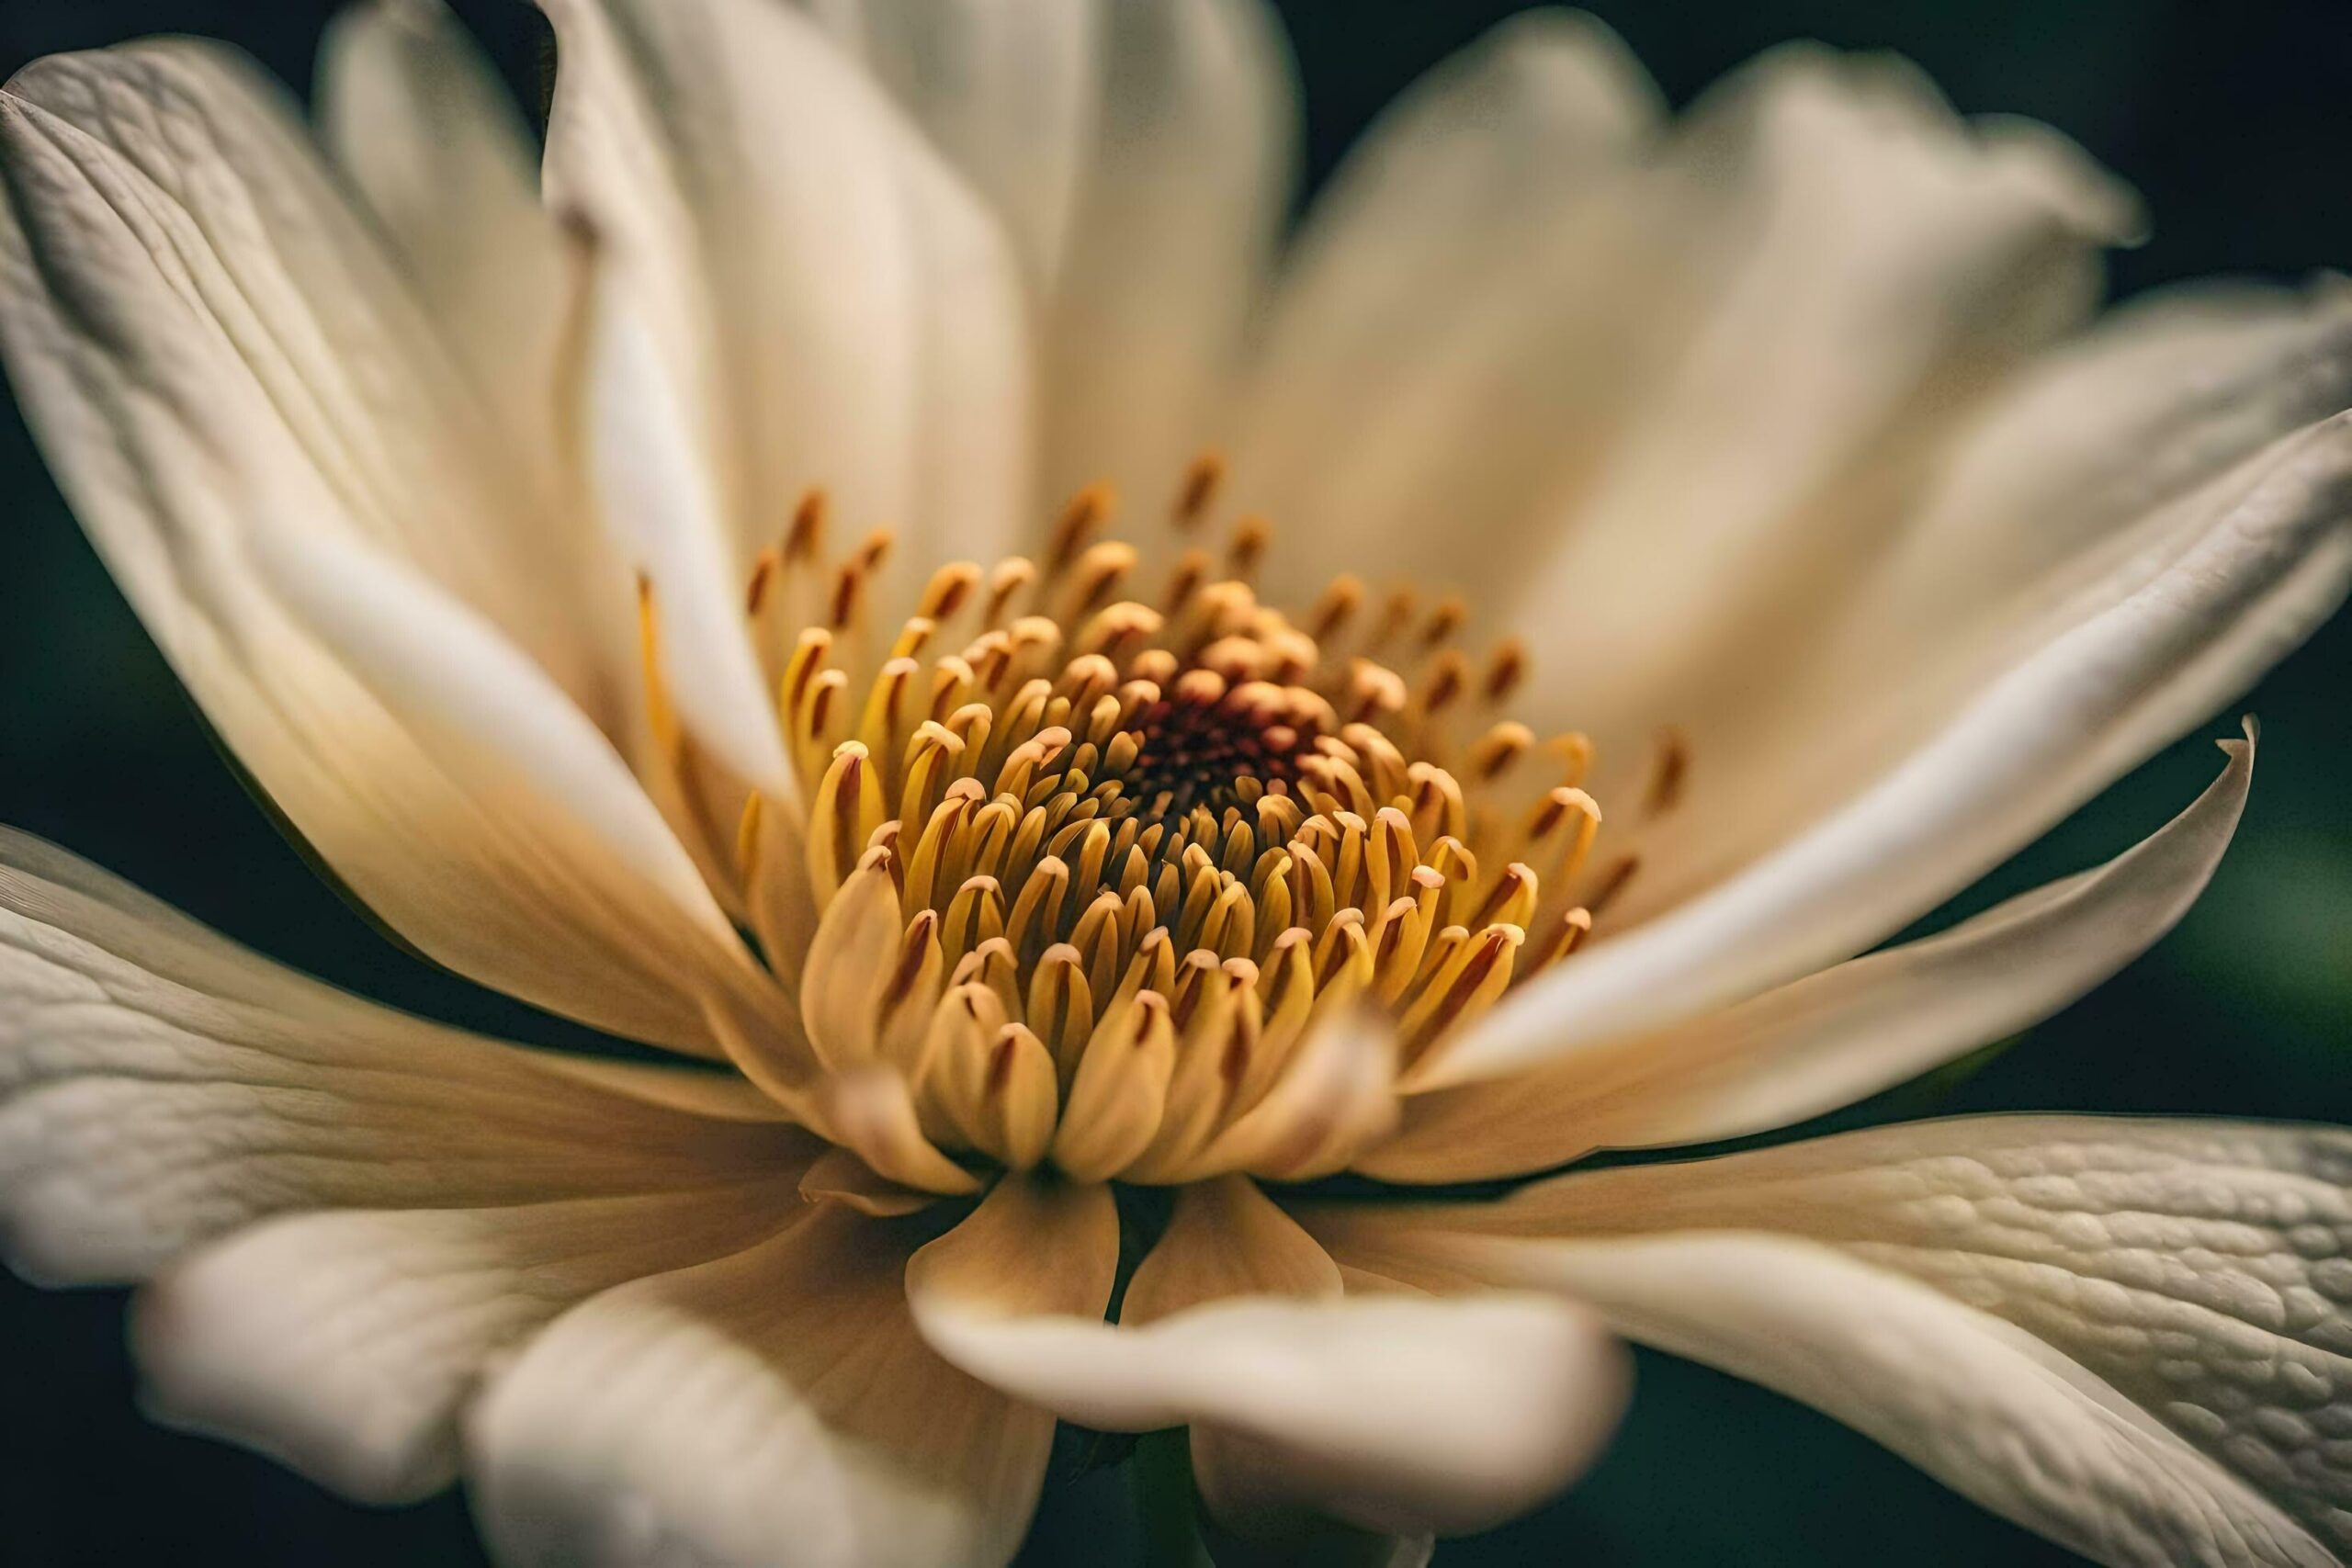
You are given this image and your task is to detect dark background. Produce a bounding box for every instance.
[2,1,2348,1563]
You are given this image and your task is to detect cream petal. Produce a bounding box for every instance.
[1374,724,2254,1177]
[1035,0,1295,519]
[908,1175,1627,1538]
[0,39,617,720]
[539,0,1034,591]
[1621,280,2352,928]
[1121,1175,1342,1315]
[0,830,812,1287]
[470,1200,1080,1568]
[1241,44,2126,626]
[0,44,758,1049]
[1502,49,2137,746]
[797,0,1101,296]
[1832,283,2352,708]
[133,1181,808,1506]
[249,525,741,959]
[1310,1116,2352,1565]
[790,0,1293,526]
[315,0,651,796]
[1235,10,1661,606]
[315,0,576,462]
[582,263,794,796]
[252,525,815,1077]
[1437,406,2352,1088]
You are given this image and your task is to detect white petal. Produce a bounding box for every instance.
[797,0,1101,296]
[1841,282,2352,692]
[470,1200,1085,1568]
[1376,723,2254,1176]
[1235,9,1661,605]
[249,525,728,947]
[1311,1116,2352,1565]
[1438,406,2352,1088]
[790,0,1292,528]
[1035,0,1295,518]
[0,831,810,1287]
[582,263,794,796]
[0,43,741,1048]
[1243,44,2125,624]
[133,1182,806,1504]
[1621,280,2352,930]
[540,0,1034,590]
[316,0,576,455]
[908,1175,1627,1538]
[0,39,616,719]
[1502,49,2138,745]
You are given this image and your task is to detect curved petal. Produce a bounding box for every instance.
[1309,1116,2352,1565]
[1376,722,2254,1177]
[1034,0,1295,519]
[470,1199,1083,1568]
[316,0,577,463]
[1437,405,2352,1088]
[132,1181,808,1505]
[1611,279,2352,932]
[0,43,758,1049]
[0,39,617,719]
[539,0,1034,596]
[796,0,1101,297]
[1235,10,1662,606]
[1499,48,2137,743]
[789,0,1293,530]
[580,258,794,798]
[1241,43,2127,627]
[908,1175,1627,1538]
[0,830,810,1287]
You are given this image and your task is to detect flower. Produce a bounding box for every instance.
[1,0,2348,1563]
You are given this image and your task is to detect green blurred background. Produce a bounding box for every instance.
[1,1,2346,1563]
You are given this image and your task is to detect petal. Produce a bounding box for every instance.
[791,0,1294,529]
[0,830,810,1287]
[1236,9,1662,605]
[581,258,794,796]
[908,1175,1627,1537]
[470,1200,1077,1568]
[539,0,1034,588]
[0,39,619,722]
[1122,1174,1342,1313]
[1500,48,2138,745]
[132,1181,807,1505]
[796,0,1101,296]
[1437,403,2352,1088]
[1618,280,2352,931]
[1243,43,2125,624]
[315,0,577,459]
[1310,1116,2352,1565]
[1374,722,2254,1177]
[1622,280,2352,926]
[1034,0,1295,517]
[1830,282,2352,702]
[0,43,748,1049]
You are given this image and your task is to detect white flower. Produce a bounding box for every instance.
[1,1,2348,1564]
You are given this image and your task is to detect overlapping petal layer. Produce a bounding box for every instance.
[1311,1118,2352,1566]
[1,4,2348,1567]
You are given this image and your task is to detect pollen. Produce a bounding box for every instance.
[640,460,1650,1192]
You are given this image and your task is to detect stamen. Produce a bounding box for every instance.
[708,479,1650,1188]
[1173,451,1225,530]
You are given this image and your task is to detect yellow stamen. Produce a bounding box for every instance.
[672,479,1660,1188]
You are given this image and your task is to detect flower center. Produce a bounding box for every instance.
[1112,671,1322,818]
[646,458,1646,1189]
